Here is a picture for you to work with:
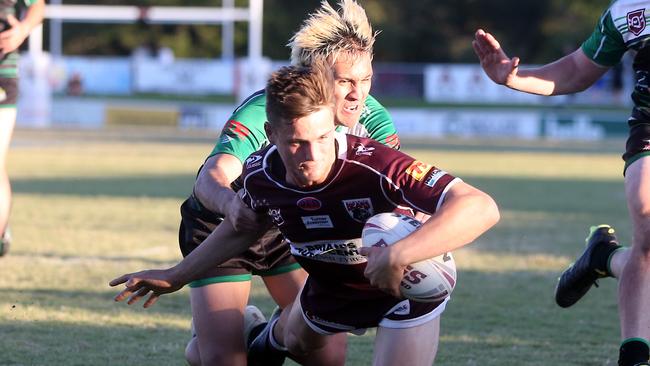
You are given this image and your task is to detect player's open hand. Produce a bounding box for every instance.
[359,245,405,298]
[109,269,183,308]
[472,29,519,86]
[0,15,28,55]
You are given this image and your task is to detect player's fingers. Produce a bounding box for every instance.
[127,286,150,305]
[511,56,520,69]
[143,293,161,308]
[359,246,371,256]
[109,274,131,287]
[113,288,135,302]
[471,40,483,58]
[6,14,18,26]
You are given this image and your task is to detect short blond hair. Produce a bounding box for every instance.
[289,0,377,67]
[265,62,335,127]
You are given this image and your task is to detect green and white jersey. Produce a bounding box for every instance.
[209,90,399,163]
[582,0,650,118]
[0,0,37,78]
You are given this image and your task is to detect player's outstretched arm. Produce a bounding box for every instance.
[472,29,520,87]
[474,28,609,96]
[109,213,269,307]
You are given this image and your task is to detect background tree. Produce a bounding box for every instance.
[50,0,611,63]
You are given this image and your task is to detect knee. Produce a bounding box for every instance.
[184,338,201,366]
[187,340,245,366]
[284,330,346,365]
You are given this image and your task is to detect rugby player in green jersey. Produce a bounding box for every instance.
[0,0,44,257]
[474,1,650,364]
[179,1,399,365]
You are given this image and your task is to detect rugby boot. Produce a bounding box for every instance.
[0,228,10,257]
[555,225,621,308]
[246,306,286,366]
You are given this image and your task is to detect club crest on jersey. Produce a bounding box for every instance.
[268,208,284,226]
[342,198,374,223]
[297,197,322,211]
[405,160,433,181]
[353,142,375,156]
[628,9,646,36]
[245,155,263,169]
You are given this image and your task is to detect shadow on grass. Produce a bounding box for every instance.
[7,252,181,268]
[11,174,195,199]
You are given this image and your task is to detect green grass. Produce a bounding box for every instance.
[1,128,629,365]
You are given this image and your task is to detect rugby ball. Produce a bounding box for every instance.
[361,212,457,302]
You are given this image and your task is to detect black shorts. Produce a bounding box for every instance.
[0,77,17,106]
[178,195,300,287]
[299,277,448,334]
[623,117,650,173]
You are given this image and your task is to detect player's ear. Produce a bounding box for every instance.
[264,122,276,145]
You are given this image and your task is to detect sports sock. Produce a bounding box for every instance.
[619,338,650,366]
[267,316,287,351]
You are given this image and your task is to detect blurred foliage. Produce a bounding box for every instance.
[48,0,611,63]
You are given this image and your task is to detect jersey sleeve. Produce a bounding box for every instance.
[381,149,459,214]
[581,7,627,67]
[208,93,270,163]
[361,95,400,149]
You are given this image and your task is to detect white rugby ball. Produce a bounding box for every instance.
[361,212,457,302]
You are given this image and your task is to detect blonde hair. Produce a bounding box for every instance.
[265,62,335,127]
[289,0,377,67]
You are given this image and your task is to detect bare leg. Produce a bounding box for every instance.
[0,108,16,236]
[277,295,347,366]
[620,157,650,341]
[186,281,251,366]
[373,316,440,366]
[262,268,308,308]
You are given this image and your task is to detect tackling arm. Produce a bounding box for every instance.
[194,153,242,214]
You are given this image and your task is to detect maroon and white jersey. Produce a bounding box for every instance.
[241,132,460,300]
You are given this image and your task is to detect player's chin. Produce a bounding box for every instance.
[335,111,361,128]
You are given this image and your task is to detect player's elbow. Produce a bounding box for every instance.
[476,192,500,229]
[486,195,500,227]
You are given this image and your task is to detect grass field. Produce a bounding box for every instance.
[0,127,630,365]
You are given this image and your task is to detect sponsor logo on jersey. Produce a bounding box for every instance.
[353,143,375,156]
[301,215,334,229]
[628,9,646,36]
[223,119,252,140]
[292,240,360,258]
[245,154,263,169]
[297,197,322,211]
[342,198,374,223]
[424,169,447,187]
[643,139,650,151]
[220,134,233,145]
[405,160,433,181]
[268,208,284,226]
